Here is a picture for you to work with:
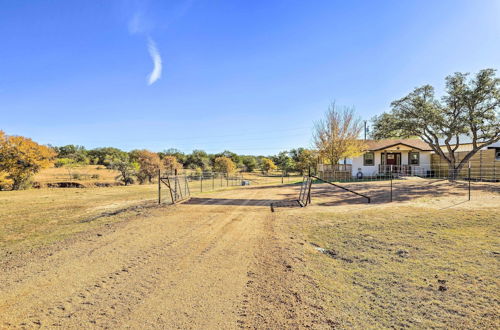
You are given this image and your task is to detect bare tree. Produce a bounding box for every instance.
[313,102,366,165]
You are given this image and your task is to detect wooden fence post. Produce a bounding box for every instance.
[158,169,161,204]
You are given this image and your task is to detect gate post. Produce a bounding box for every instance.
[390,174,393,202]
[158,169,161,204]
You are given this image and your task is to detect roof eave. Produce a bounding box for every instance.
[368,142,432,152]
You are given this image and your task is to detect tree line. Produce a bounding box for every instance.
[0,133,318,190]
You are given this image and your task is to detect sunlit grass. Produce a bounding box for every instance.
[0,185,157,252]
[286,206,500,328]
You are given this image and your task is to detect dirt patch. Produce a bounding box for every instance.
[0,185,319,328]
[1,181,498,328]
[239,214,337,328]
[81,201,157,223]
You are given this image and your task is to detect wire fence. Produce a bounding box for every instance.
[318,164,500,183]
[185,172,246,193]
[270,176,313,212]
[312,167,500,206]
[158,171,307,204]
[158,172,251,204]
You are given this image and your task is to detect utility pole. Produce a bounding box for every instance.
[364,120,367,141]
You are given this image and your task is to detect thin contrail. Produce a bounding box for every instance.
[147,37,162,85]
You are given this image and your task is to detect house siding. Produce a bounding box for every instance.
[351,150,432,177]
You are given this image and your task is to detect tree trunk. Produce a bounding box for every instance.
[12,179,21,190]
[447,163,457,180]
[447,161,468,181]
[12,176,29,190]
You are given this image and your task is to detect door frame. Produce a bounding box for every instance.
[381,152,401,165]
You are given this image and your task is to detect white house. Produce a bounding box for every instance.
[350,139,433,178]
[318,139,434,179]
[318,138,500,180]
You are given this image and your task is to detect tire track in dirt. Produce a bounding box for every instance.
[1,187,276,328]
[236,185,337,329]
[121,188,266,329]
[1,213,220,328]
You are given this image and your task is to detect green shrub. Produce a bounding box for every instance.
[54,158,74,168]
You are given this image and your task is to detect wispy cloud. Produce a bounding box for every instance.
[147,37,162,85]
[128,12,143,35]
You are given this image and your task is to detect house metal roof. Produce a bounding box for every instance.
[364,139,433,151]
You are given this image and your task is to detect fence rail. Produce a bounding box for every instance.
[317,164,500,182]
[158,171,249,204]
[186,172,245,193]
[318,164,352,172]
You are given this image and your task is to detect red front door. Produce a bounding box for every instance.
[383,153,401,165]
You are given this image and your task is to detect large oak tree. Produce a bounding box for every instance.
[371,69,500,179]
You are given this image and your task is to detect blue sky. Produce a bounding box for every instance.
[1,0,499,155]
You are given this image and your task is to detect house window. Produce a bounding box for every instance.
[496,150,500,160]
[363,152,374,166]
[409,152,420,165]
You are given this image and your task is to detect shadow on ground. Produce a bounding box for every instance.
[183,197,281,206]
[311,179,500,206]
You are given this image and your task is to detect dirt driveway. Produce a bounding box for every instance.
[0,184,331,329]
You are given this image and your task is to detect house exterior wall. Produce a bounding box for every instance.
[351,152,381,177]
[439,141,500,152]
[431,149,500,180]
[350,150,432,177]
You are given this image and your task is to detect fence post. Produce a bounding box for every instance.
[227,174,229,186]
[158,169,161,204]
[212,173,215,190]
[479,151,483,181]
[201,174,203,192]
[468,162,471,201]
[390,174,393,202]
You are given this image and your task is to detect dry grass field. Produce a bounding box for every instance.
[279,180,500,328]
[33,165,293,188]
[33,165,121,187]
[1,179,499,328]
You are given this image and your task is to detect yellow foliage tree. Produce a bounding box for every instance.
[313,102,366,165]
[0,131,56,190]
[260,158,277,174]
[0,131,12,190]
[213,156,236,174]
[162,155,182,174]
[129,149,161,184]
